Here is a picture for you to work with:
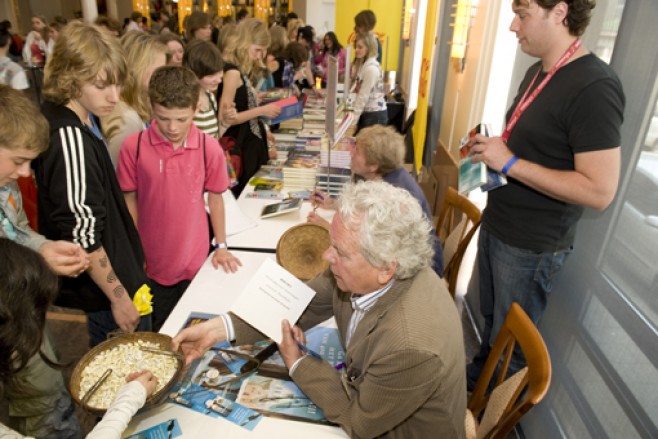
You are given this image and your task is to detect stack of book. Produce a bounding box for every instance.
[282,150,320,191]
[320,137,353,169]
[315,167,352,197]
[302,108,326,131]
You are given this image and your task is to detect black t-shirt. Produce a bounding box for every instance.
[483,54,625,252]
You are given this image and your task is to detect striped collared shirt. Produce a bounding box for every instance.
[345,280,396,347]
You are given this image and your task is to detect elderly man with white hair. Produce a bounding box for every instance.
[173,181,466,438]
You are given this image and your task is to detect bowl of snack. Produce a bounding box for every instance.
[69,332,184,415]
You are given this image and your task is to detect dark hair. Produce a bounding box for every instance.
[322,31,343,55]
[354,10,376,31]
[297,26,313,44]
[183,39,224,79]
[185,11,211,41]
[516,0,595,36]
[0,21,9,47]
[95,15,123,36]
[236,8,249,21]
[148,65,200,109]
[283,41,309,69]
[0,238,59,384]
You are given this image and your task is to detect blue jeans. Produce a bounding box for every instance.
[466,228,571,390]
[87,309,152,347]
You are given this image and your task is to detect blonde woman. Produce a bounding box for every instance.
[351,32,387,132]
[101,31,168,164]
[218,18,280,196]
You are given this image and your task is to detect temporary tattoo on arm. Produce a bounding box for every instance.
[107,270,117,283]
[100,256,109,268]
[113,285,126,299]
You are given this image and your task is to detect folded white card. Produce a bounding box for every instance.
[230,258,316,343]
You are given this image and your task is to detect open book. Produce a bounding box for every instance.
[458,123,507,194]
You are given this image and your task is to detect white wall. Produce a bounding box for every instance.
[297,0,335,38]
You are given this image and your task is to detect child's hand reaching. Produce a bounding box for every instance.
[126,370,158,397]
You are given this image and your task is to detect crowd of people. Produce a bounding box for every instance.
[0,1,624,438]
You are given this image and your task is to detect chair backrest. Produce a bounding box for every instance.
[435,186,481,297]
[467,303,552,439]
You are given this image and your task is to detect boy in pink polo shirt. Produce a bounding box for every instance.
[117,66,242,330]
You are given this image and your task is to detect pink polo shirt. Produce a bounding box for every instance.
[116,122,228,285]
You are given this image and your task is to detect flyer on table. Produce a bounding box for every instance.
[230,258,316,343]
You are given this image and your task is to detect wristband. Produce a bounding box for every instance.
[213,242,228,250]
[501,155,519,176]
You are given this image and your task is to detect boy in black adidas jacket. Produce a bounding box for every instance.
[36,21,150,346]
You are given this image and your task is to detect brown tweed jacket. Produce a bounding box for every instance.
[233,266,466,439]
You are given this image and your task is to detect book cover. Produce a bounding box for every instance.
[458,124,507,194]
[260,198,303,219]
[269,97,304,125]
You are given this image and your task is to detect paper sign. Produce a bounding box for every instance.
[230,259,316,343]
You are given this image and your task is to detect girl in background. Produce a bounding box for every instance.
[350,32,387,133]
[218,18,280,197]
[317,31,346,87]
[158,33,185,66]
[102,31,168,164]
[184,11,212,42]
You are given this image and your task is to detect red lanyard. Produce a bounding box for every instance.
[502,38,582,142]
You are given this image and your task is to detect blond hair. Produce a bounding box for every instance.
[118,31,167,122]
[356,125,404,175]
[223,18,270,83]
[356,32,378,60]
[43,21,127,105]
[0,85,49,153]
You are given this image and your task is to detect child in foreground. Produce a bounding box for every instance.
[117,65,241,331]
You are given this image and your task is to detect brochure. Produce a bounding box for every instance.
[169,313,345,426]
[125,418,182,438]
[269,97,304,125]
[168,349,263,431]
[260,197,303,219]
[230,258,316,342]
[458,123,507,194]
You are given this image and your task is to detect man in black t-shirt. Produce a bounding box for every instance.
[465,0,625,389]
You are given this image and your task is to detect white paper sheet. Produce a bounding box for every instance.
[205,191,258,237]
[230,259,316,343]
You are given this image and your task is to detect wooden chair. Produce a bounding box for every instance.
[435,186,481,297]
[465,303,552,439]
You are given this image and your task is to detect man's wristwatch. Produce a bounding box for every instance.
[214,242,228,250]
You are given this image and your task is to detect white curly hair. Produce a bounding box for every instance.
[337,181,434,279]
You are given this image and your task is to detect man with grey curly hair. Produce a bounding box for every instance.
[173,180,467,438]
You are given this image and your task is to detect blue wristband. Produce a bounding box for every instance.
[213,242,228,250]
[501,155,519,176]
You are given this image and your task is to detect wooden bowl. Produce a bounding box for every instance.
[276,223,330,280]
[69,332,184,416]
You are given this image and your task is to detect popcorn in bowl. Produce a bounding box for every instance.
[70,332,184,415]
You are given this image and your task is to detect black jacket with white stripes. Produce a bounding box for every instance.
[37,101,148,312]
